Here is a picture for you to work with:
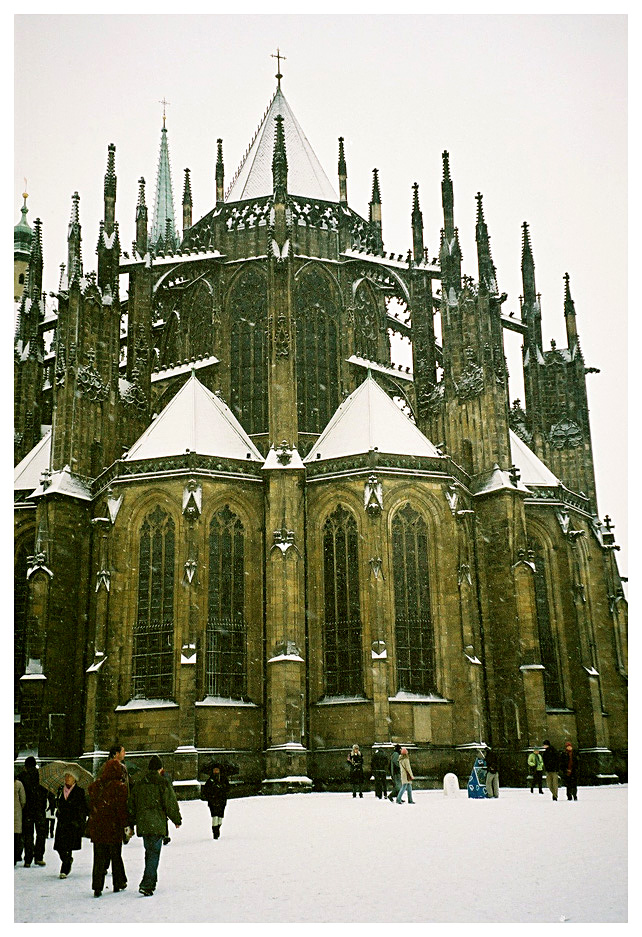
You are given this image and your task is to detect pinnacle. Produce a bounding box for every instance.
[442,150,451,181]
[412,182,421,213]
[137,178,146,207]
[371,168,381,203]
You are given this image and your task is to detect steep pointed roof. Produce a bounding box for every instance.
[304,374,441,463]
[14,429,51,492]
[124,373,263,462]
[226,87,337,203]
[150,122,178,250]
[509,430,560,486]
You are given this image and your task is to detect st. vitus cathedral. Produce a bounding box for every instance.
[14,68,627,792]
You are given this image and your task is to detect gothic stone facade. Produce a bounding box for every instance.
[14,86,627,792]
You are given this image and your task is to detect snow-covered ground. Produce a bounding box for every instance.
[14,786,627,924]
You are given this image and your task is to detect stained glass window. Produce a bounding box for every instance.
[206,506,247,699]
[323,506,362,696]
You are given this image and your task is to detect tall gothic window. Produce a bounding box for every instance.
[353,280,381,362]
[229,268,268,434]
[296,268,340,434]
[207,506,247,699]
[132,506,175,699]
[185,280,214,359]
[14,541,30,711]
[323,506,362,696]
[532,544,564,707]
[392,504,435,694]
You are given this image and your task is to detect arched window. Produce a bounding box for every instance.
[323,506,362,696]
[392,504,435,694]
[207,506,247,699]
[353,280,381,361]
[296,268,340,433]
[532,543,564,707]
[14,541,30,712]
[229,268,268,434]
[132,506,175,699]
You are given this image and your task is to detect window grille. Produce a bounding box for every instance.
[206,506,247,699]
[229,269,268,434]
[323,506,363,696]
[132,506,175,699]
[392,504,435,694]
[532,544,564,707]
[296,270,340,433]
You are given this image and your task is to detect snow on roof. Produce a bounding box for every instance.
[14,430,51,492]
[304,373,441,463]
[509,430,560,487]
[473,463,530,497]
[226,88,338,203]
[124,372,263,463]
[30,465,92,501]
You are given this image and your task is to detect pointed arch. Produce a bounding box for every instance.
[529,538,565,708]
[206,505,247,699]
[322,504,363,697]
[226,265,268,434]
[131,504,175,699]
[353,277,383,361]
[185,278,214,358]
[295,265,341,433]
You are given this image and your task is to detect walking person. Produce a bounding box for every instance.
[127,755,181,896]
[17,756,48,867]
[54,769,89,878]
[87,754,130,897]
[347,744,364,798]
[200,764,230,839]
[528,748,544,794]
[396,747,416,803]
[388,744,402,801]
[14,776,27,865]
[371,748,388,800]
[541,740,559,801]
[485,749,499,798]
[560,741,579,801]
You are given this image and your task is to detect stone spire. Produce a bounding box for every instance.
[475,192,498,294]
[369,168,382,250]
[150,113,178,253]
[67,191,82,283]
[272,114,288,202]
[136,177,148,254]
[182,168,193,233]
[104,142,116,235]
[411,182,424,262]
[564,271,578,349]
[521,221,536,303]
[439,151,461,294]
[338,136,347,204]
[215,139,224,205]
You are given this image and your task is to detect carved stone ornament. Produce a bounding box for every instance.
[275,441,293,465]
[512,547,535,572]
[418,381,444,417]
[121,369,147,412]
[549,418,583,450]
[555,511,571,535]
[364,474,383,517]
[182,479,202,520]
[95,569,111,592]
[458,563,472,586]
[509,400,533,445]
[273,639,302,658]
[77,359,109,401]
[26,551,53,579]
[183,559,198,584]
[369,556,384,580]
[275,315,290,357]
[272,526,299,555]
[445,484,459,516]
[455,349,484,401]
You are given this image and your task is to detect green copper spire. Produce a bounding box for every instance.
[150,111,179,253]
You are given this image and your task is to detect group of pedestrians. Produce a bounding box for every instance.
[347,743,416,803]
[529,740,579,801]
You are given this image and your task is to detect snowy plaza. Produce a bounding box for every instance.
[14,785,627,924]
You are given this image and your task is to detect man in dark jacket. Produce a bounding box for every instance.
[87,756,130,897]
[17,756,48,867]
[388,744,402,801]
[541,740,559,801]
[560,741,579,801]
[127,755,182,896]
[371,748,388,799]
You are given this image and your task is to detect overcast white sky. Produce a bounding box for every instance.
[13,13,627,575]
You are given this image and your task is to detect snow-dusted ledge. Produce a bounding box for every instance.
[262,775,313,785]
[520,663,545,671]
[266,742,306,752]
[115,699,179,711]
[267,653,305,663]
[194,696,258,707]
[389,691,451,703]
[173,779,200,787]
[315,695,369,706]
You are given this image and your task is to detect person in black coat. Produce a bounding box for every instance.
[54,770,89,877]
[200,765,230,839]
[541,740,560,801]
[371,748,388,799]
[17,756,48,867]
[347,744,364,798]
[559,741,579,801]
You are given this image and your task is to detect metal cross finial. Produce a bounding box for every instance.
[271,48,286,88]
[159,97,170,128]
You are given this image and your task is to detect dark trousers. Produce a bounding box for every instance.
[565,777,578,800]
[351,775,363,797]
[373,772,388,798]
[22,814,47,864]
[92,842,127,893]
[388,774,401,800]
[15,833,23,864]
[140,835,163,893]
[57,848,73,875]
[531,770,543,793]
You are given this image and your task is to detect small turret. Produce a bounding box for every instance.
[272,114,288,203]
[182,168,192,234]
[136,177,148,254]
[338,136,347,205]
[411,182,424,262]
[475,192,498,294]
[14,189,33,301]
[440,151,461,293]
[216,139,224,205]
[67,192,82,284]
[369,168,382,251]
[521,221,536,304]
[564,272,579,350]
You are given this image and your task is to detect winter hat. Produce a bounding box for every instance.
[542,740,551,746]
[400,747,408,755]
[148,754,163,771]
[24,756,37,769]
[564,741,572,749]
[394,744,402,753]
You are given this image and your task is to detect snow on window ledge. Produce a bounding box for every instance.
[194,696,258,707]
[115,699,179,711]
[389,691,451,703]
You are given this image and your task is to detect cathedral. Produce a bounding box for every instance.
[14,68,627,793]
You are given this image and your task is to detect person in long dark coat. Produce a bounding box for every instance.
[87,757,130,896]
[200,765,230,839]
[541,740,560,801]
[371,748,389,799]
[388,744,402,801]
[54,770,88,878]
[560,741,579,800]
[347,744,364,798]
[17,756,48,867]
